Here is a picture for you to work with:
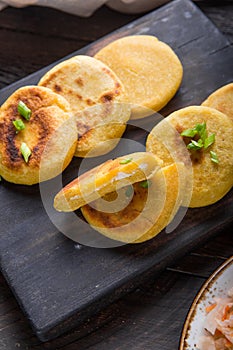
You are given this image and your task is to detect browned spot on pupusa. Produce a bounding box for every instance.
[114,81,121,96]
[54,84,62,93]
[86,99,95,106]
[29,110,53,168]
[83,203,117,228]
[98,92,116,119]
[175,124,184,135]
[17,87,52,112]
[83,191,143,228]
[0,106,23,168]
[100,93,114,103]
[115,81,120,89]
[77,121,91,138]
[190,151,204,164]
[75,77,84,87]
[95,211,116,228]
[101,66,116,81]
[41,70,59,87]
[3,123,22,169]
[76,93,83,100]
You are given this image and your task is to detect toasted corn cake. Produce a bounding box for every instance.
[0,86,77,185]
[94,35,183,119]
[147,106,233,207]
[39,55,131,157]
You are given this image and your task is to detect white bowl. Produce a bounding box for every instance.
[179,255,233,350]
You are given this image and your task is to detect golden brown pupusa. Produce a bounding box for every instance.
[202,83,233,122]
[54,151,184,243]
[0,85,77,185]
[147,106,233,207]
[81,163,181,243]
[39,55,131,157]
[94,35,183,119]
[54,152,163,212]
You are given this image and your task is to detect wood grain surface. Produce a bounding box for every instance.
[0,1,233,349]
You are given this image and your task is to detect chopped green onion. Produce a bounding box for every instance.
[195,122,207,142]
[140,180,152,189]
[17,101,31,121]
[210,151,219,164]
[125,186,134,198]
[204,133,215,149]
[181,128,197,138]
[120,158,133,165]
[187,139,203,151]
[20,142,31,163]
[181,122,218,163]
[13,119,25,133]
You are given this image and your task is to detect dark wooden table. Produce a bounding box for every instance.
[0,1,232,349]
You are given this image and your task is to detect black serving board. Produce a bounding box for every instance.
[0,0,233,342]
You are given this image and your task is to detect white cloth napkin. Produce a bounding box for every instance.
[0,0,170,16]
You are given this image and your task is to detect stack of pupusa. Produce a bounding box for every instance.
[54,152,185,243]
